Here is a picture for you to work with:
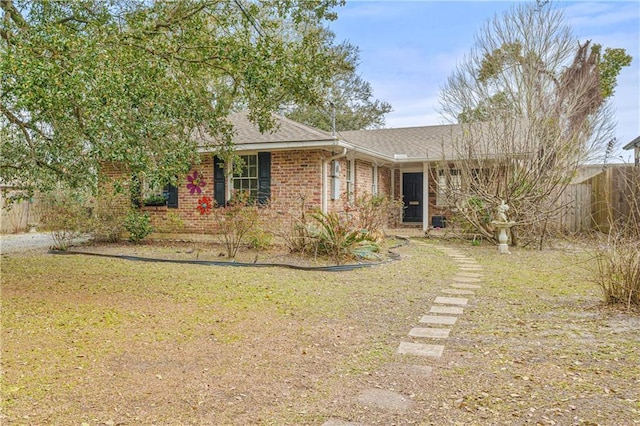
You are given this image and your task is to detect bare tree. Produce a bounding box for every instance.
[437,2,631,248]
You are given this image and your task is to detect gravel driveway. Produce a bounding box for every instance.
[0,232,57,254]
[1,232,94,254]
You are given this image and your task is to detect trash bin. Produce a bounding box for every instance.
[432,215,446,228]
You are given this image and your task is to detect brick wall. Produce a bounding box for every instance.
[100,150,400,234]
[271,150,324,213]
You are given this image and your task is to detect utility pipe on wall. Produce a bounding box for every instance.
[322,148,347,214]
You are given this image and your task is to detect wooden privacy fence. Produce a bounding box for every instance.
[0,189,42,234]
[552,165,638,233]
[553,183,591,232]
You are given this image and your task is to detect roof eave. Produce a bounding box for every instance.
[622,136,640,150]
[197,139,349,153]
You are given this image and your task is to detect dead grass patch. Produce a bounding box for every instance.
[2,239,638,425]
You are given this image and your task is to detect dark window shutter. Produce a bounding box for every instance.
[214,156,226,207]
[257,152,271,205]
[131,174,142,207]
[165,183,178,208]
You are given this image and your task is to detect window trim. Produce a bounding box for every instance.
[131,174,177,208]
[232,154,259,200]
[228,152,271,205]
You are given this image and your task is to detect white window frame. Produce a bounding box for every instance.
[232,154,259,200]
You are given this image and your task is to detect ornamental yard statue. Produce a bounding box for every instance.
[497,200,509,222]
[491,200,515,253]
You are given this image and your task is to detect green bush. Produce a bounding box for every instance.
[310,211,376,265]
[124,210,153,243]
[247,228,273,250]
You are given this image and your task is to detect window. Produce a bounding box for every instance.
[230,152,271,204]
[436,169,461,206]
[131,174,178,208]
[346,159,355,203]
[233,155,259,199]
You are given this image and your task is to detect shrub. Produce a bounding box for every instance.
[309,211,376,265]
[89,191,127,242]
[351,194,404,240]
[275,195,314,254]
[594,235,640,308]
[213,191,259,259]
[40,190,91,251]
[124,210,153,244]
[592,168,640,309]
[247,228,273,250]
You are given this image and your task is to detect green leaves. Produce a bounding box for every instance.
[1,0,346,195]
[286,33,391,132]
[598,46,633,99]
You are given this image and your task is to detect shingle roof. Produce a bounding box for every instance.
[340,124,464,161]
[197,111,519,163]
[198,111,337,146]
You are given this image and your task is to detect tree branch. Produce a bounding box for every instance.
[0,103,53,143]
[1,0,28,30]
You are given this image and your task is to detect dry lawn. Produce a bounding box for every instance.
[1,238,638,425]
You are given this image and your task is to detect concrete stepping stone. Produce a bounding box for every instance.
[456,272,483,278]
[460,266,483,271]
[452,276,482,284]
[434,296,468,306]
[409,327,451,339]
[455,260,480,265]
[451,283,481,290]
[403,364,433,377]
[419,315,458,325]
[397,341,444,358]
[356,388,412,411]
[430,305,464,315]
[441,288,475,296]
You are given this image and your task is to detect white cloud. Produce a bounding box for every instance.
[563,2,639,31]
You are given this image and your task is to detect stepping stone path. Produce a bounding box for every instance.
[322,243,484,426]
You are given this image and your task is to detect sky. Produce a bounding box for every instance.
[327,0,640,162]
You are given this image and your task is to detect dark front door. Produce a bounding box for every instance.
[402,172,423,222]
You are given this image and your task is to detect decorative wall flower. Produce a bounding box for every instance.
[186,170,206,194]
[196,196,212,215]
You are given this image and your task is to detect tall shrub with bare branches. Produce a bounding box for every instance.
[592,166,640,308]
[438,2,631,248]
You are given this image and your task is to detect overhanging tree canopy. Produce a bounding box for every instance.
[0,0,350,195]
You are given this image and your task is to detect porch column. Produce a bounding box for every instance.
[422,162,429,232]
[390,168,395,199]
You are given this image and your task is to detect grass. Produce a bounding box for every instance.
[1,239,639,425]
